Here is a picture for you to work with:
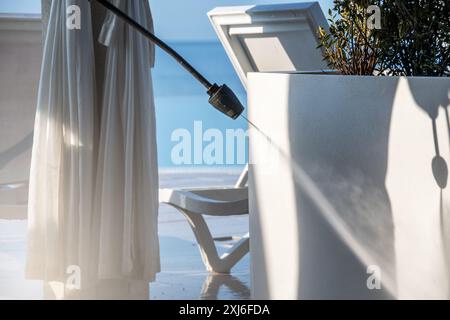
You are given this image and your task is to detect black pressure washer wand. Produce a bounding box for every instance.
[91,0,244,120]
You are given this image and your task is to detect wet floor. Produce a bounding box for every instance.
[0,169,250,300]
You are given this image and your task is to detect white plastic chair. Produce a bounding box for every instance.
[159,166,249,273]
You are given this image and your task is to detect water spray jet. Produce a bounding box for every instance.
[90,0,245,120]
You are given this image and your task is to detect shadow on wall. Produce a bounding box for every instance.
[407,79,450,298]
[288,76,400,299]
[407,80,450,189]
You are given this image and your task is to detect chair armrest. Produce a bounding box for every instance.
[159,187,248,216]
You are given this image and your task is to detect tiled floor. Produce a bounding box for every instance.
[0,170,250,300]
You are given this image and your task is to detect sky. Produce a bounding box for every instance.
[0,0,334,41]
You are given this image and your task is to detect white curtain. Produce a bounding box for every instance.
[26,0,159,296]
[93,0,160,282]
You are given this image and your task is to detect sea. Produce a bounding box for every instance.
[152,41,248,170]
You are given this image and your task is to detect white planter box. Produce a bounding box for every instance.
[248,72,450,299]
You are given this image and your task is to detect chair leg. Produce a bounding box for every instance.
[175,208,249,274]
[200,274,251,300]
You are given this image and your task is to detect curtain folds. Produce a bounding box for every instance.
[27,0,159,290]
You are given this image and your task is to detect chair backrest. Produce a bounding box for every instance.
[208,2,329,185]
[0,14,42,219]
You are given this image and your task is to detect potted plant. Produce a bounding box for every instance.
[248,0,450,299]
[318,0,450,75]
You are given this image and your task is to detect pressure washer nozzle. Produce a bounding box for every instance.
[207,84,244,120]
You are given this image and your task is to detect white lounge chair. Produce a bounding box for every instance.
[159,167,249,273]
[160,2,329,273]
